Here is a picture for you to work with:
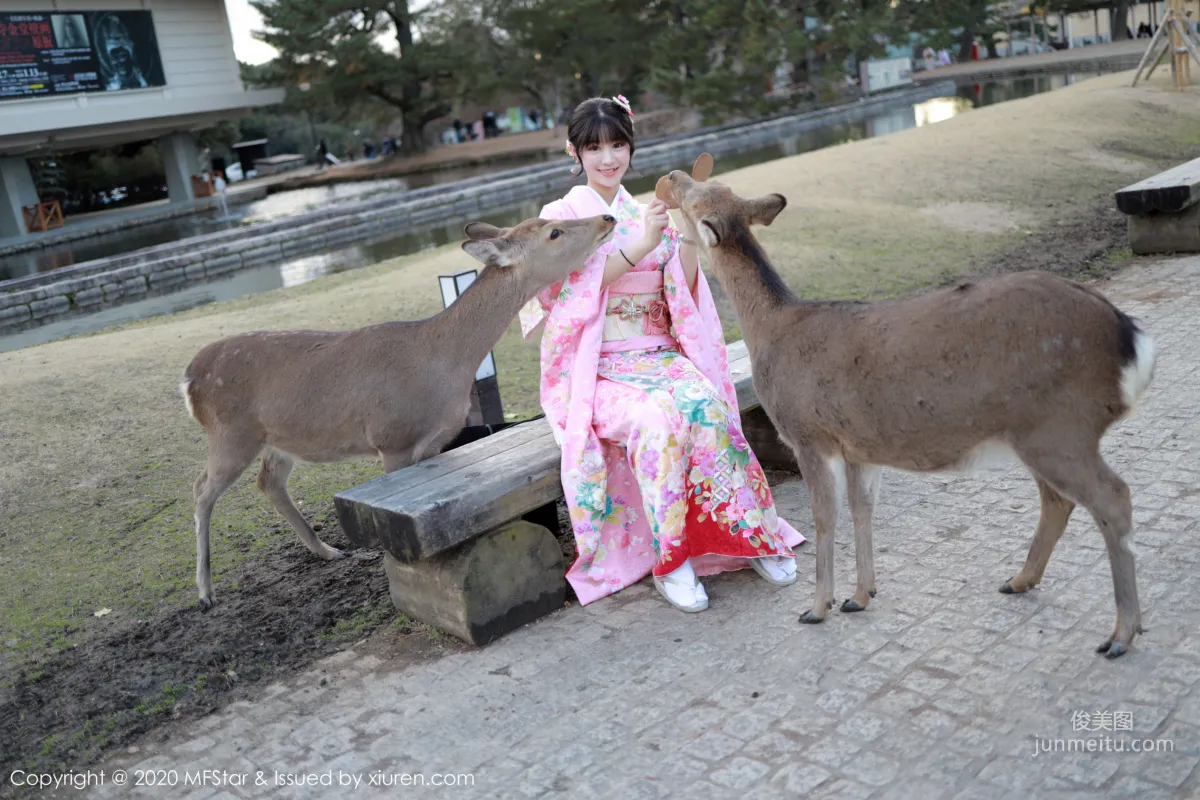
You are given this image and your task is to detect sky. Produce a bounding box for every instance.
[224,0,278,65]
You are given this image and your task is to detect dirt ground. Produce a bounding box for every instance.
[2,70,1199,784]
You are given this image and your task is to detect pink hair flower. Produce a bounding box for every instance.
[612,94,634,119]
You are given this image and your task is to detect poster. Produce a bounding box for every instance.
[0,10,165,101]
[858,56,914,94]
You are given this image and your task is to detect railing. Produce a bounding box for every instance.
[22,200,64,233]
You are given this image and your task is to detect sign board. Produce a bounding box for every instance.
[858,56,913,94]
[0,11,165,101]
[439,269,497,381]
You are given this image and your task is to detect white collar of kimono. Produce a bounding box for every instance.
[581,184,626,216]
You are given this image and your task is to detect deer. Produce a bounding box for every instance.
[656,158,1156,658]
[180,213,617,609]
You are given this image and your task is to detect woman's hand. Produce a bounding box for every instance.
[640,199,671,251]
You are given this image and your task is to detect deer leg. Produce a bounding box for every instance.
[257,448,345,561]
[194,437,261,609]
[1001,477,1075,594]
[796,450,843,624]
[842,462,882,613]
[1019,446,1140,658]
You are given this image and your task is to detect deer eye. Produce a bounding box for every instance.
[550,229,563,240]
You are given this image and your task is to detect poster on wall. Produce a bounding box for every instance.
[0,10,165,101]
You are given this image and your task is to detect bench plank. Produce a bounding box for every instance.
[1116,157,1200,215]
[335,339,775,564]
[342,420,551,508]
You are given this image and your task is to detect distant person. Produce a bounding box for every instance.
[452,117,465,142]
[316,138,328,169]
[937,48,952,66]
[922,46,936,70]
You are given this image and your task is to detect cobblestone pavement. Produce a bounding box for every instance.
[85,257,1200,799]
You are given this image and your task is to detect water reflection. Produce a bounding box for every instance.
[0,178,410,281]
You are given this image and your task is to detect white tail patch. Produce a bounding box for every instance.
[1119,329,1157,415]
[180,379,196,421]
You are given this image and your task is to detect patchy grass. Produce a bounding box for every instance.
[1,70,1199,722]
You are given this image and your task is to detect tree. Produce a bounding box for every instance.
[651,0,795,119]
[496,0,664,111]
[249,0,466,154]
[781,1,900,92]
[895,0,1012,62]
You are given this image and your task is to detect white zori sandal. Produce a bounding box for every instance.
[752,555,798,587]
[653,559,709,613]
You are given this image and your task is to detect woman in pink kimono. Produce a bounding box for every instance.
[519,95,804,613]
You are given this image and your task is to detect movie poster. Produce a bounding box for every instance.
[0,10,165,101]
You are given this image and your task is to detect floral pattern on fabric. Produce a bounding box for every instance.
[516,185,805,605]
[592,349,793,577]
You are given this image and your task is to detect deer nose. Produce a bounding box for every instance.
[603,215,615,222]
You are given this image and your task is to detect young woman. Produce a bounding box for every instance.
[519,95,804,612]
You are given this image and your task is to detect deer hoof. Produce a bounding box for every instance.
[868,589,877,598]
[198,595,214,611]
[324,547,347,561]
[798,610,826,624]
[841,598,867,613]
[1102,641,1128,659]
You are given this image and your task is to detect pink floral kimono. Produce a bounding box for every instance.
[519,185,805,605]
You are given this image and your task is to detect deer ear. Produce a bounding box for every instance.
[698,217,722,248]
[463,222,503,240]
[743,194,787,227]
[461,239,513,267]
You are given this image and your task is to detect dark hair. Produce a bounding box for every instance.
[566,97,639,177]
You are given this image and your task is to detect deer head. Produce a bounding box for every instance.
[461,215,616,293]
[655,155,786,249]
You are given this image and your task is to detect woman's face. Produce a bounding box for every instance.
[579,139,630,193]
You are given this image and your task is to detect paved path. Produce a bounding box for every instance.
[84,256,1200,799]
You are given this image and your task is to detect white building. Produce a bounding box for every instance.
[0,0,283,240]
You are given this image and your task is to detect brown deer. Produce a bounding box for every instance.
[657,167,1156,658]
[180,214,616,608]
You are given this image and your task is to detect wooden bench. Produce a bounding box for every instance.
[333,339,797,645]
[1116,156,1200,255]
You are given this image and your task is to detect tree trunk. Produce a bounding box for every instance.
[986,34,1000,59]
[956,28,975,62]
[400,117,427,156]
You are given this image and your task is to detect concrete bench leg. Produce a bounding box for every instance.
[382,520,565,646]
[1129,205,1200,255]
[741,405,801,473]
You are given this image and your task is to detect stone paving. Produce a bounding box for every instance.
[86,256,1200,798]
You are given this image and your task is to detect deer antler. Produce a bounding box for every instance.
[655,152,714,209]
